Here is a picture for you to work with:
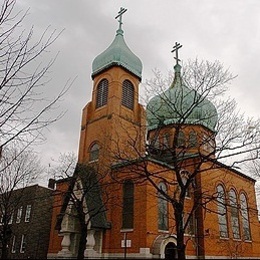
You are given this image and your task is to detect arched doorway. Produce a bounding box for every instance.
[164,242,177,260]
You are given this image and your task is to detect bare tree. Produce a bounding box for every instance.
[110,59,260,259]
[0,1,71,258]
[0,146,43,259]
[48,152,78,179]
[0,0,69,152]
[50,155,114,259]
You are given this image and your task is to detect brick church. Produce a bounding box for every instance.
[47,8,260,259]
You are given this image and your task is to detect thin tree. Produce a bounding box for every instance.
[0,1,69,258]
[49,154,114,260]
[0,0,69,152]
[0,146,43,259]
[110,58,260,259]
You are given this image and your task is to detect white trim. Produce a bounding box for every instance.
[11,235,16,253]
[20,234,26,253]
[24,205,31,222]
[159,235,177,259]
[16,206,23,223]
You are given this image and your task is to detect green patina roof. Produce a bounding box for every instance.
[146,64,218,132]
[92,29,142,80]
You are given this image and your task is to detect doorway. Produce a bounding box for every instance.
[164,242,177,260]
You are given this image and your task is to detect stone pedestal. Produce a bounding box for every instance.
[57,232,73,258]
[84,230,99,258]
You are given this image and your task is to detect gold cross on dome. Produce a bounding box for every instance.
[171,42,183,65]
[115,7,127,30]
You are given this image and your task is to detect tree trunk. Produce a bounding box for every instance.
[77,223,88,259]
[175,203,186,260]
[1,240,8,260]
[1,223,12,260]
[76,201,88,260]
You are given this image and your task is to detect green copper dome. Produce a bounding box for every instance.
[92,29,142,80]
[146,64,218,132]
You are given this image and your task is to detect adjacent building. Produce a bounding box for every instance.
[0,183,54,259]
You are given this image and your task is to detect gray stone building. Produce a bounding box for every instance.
[0,183,54,259]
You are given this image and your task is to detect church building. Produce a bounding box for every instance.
[47,8,260,259]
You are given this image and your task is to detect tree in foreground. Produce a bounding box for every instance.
[0,1,69,258]
[110,58,260,259]
[49,153,113,260]
[0,147,42,259]
[0,0,69,151]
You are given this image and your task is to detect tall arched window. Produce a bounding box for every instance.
[96,79,108,108]
[158,182,168,230]
[240,193,251,240]
[217,184,228,238]
[122,80,134,110]
[229,189,240,239]
[89,143,99,162]
[122,180,134,229]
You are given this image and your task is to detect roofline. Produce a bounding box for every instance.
[111,155,256,182]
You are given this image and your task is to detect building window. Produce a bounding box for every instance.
[122,180,134,229]
[162,133,170,150]
[122,80,134,110]
[176,131,185,148]
[24,205,32,222]
[217,185,228,238]
[89,143,100,162]
[183,212,195,235]
[229,189,240,239]
[16,206,23,223]
[96,79,108,108]
[240,193,251,240]
[20,234,26,253]
[11,236,16,253]
[158,182,168,230]
[188,131,197,147]
[0,210,4,224]
[8,212,13,224]
[180,170,191,198]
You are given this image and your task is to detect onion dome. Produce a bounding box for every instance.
[146,64,218,132]
[92,28,142,80]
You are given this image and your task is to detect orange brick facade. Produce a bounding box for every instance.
[47,22,260,259]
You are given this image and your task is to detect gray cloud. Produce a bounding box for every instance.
[16,0,260,173]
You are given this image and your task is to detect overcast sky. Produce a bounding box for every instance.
[16,0,260,183]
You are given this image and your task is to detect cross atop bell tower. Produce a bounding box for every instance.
[115,7,127,30]
[171,42,183,65]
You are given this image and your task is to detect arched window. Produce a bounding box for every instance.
[89,143,99,162]
[188,131,197,147]
[122,80,134,110]
[158,182,168,230]
[229,189,240,239]
[217,184,228,238]
[96,79,108,108]
[176,131,185,148]
[122,180,134,229]
[240,193,251,240]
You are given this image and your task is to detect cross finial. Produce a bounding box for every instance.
[115,7,127,30]
[171,42,183,65]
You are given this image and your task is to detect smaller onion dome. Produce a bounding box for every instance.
[92,28,142,80]
[146,64,218,132]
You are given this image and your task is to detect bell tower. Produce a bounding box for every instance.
[78,8,145,168]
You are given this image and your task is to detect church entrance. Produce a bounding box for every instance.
[164,242,177,260]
